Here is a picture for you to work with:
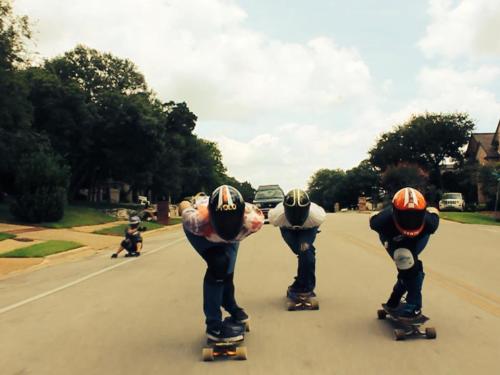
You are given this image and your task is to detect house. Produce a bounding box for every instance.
[464,120,500,203]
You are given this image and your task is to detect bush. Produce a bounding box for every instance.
[381,163,429,197]
[10,150,70,222]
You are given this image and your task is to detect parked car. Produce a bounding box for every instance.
[439,192,465,212]
[253,185,285,221]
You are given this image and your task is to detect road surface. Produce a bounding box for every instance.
[1,213,499,374]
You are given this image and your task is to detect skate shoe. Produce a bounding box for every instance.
[230,308,249,323]
[287,286,315,299]
[206,322,244,343]
[397,303,422,321]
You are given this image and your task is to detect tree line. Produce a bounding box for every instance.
[0,1,254,222]
[308,112,500,211]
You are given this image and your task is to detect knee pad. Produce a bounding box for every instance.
[204,246,230,283]
[397,256,423,280]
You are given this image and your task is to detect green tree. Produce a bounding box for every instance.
[370,113,475,187]
[381,163,429,197]
[45,44,148,101]
[10,149,70,222]
[0,0,33,193]
[308,168,347,211]
[341,160,380,207]
[0,0,31,70]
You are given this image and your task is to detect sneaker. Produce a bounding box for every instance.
[206,323,244,343]
[110,253,118,259]
[397,303,422,320]
[287,282,315,297]
[230,308,249,323]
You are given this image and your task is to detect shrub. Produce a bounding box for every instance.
[10,150,70,222]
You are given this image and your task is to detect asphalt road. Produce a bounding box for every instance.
[1,213,499,375]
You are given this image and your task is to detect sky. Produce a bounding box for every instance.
[13,0,500,192]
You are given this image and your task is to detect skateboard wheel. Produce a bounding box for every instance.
[202,348,214,361]
[425,327,437,339]
[287,301,296,311]
[394,329,406,341]
[377,309,387,320]
[310,299,319,310]
[235,346,247,360]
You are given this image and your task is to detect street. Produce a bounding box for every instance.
[1,213,499,375]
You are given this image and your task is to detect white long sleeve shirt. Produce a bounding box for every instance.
[268,202,326,229]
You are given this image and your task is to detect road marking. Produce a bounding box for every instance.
[0,236,186,316]
[335,230,500,318]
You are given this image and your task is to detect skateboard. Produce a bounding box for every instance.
[202,339,247,361]
[286,291,319,311]
[377,303,436,340]
[202,318,248,361]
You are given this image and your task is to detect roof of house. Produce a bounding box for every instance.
[473,133,499,158]
[465,120,500,160]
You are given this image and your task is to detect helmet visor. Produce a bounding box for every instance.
[285,205,310,227]
[211,211,244,241]
[393,209,426,231]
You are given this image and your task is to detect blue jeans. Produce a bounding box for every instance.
[280,227,318,292]
[380,235,429,309]
[184,229,240,331]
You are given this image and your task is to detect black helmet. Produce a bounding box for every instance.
[208,185,245,241]
[284,189,311,227]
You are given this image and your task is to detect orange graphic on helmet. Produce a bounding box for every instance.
[392,187,427,237]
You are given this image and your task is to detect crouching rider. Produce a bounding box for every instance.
[179,185,264,342]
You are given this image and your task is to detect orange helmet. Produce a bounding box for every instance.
[392,187,427,237]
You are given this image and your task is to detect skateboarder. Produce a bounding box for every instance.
[110,216,143,258]
[179,185,264,342]
[370,187,439,319]
[268,189,326,298]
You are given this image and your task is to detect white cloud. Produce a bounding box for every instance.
[419,0,500,59]
[386,65,500,128]
[212,122,375,190]
[13,0,500,190]
[16,0,374,122]
[14,0,382,188]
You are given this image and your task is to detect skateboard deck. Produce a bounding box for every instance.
[377,303,436,340]
[202,339,247,361]
[286,292,319,311]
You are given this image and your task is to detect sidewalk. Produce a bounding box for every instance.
[0,221,182,279]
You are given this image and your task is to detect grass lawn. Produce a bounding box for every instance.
[40,206,117,228]
[0,240,83,258]
[440,212,500,226]
[94,220,169,236]
[0,232,16,241]
[0,203,117,228]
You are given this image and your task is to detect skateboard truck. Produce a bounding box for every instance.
[202,339,247,361]
[286,292,319,311]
